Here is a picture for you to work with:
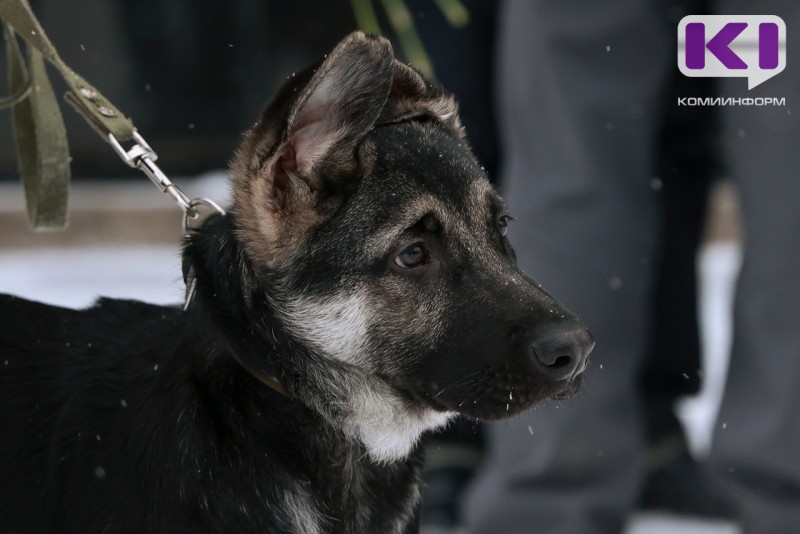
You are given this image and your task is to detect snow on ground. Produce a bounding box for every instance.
[0,245,184,308]
[0,237,743,533]
[626,513,740,534]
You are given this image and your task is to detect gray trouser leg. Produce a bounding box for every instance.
[706,3,800,532]
[461,1,671,532]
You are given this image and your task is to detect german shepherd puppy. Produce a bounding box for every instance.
[0,32,593,533]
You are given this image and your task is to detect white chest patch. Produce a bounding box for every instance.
[347,386,454,463]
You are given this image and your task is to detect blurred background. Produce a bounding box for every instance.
[1,1,745,532]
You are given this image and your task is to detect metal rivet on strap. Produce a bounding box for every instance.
[79,87,97,100]
[97,106,116,117]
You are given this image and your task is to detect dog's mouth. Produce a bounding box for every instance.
[410,368,585,421]
[549,373,583,400]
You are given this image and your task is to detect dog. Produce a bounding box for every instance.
[0,32,594,533]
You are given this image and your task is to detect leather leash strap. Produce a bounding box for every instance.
[0,0,135,230]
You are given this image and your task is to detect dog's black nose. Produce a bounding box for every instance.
[530,327,594,380]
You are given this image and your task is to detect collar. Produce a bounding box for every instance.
[181,216,286,398]
[227,344,287,396]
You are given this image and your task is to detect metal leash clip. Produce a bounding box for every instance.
[107,130,226,235]
[108,130,226,309]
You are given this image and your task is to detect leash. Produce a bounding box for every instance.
[0,0,225,232]
[1,0,225,310]
[1,0,287,397]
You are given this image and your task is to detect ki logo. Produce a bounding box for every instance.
[678,15,786,89]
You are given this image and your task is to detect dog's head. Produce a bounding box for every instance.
[226,32,593,458]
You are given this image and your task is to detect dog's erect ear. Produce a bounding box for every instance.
[284,33,394,174]
[264,32,394,209]
[379,61,463,137]
[232,32,395,268]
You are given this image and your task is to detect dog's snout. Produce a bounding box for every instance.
[530,327,594,380]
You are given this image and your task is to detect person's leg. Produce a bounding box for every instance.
[706,3,800,531]
[461,1,672,532]
[639,70,719,516]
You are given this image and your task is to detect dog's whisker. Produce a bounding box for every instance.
[461,382,494,407]
[432,370,484,399]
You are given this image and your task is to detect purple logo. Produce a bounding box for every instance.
[678,16,786,89]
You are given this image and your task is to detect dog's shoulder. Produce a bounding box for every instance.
[0,293,180,337]
[0,293,77,339]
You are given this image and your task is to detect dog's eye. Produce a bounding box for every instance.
[395,243,430,269]
[497,216,513,237]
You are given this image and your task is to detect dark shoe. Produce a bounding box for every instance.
[639,436,735,519]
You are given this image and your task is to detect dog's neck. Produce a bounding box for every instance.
[182,214,452,464]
